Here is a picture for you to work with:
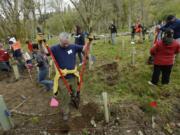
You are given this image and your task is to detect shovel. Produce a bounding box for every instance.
[71,91,80,109]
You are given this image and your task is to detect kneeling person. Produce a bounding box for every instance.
[33,43,53,91]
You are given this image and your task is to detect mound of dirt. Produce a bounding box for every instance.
[81,102,99,119]
[97,62,119,86]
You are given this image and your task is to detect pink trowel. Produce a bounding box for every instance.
[50,97,59,107]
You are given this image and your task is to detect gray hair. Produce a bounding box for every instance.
[59,32,70,41]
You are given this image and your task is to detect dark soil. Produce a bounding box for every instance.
[97,62,119,86]
[0,71,101,135]
[0,68,180,135]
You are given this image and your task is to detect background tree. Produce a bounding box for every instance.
[0,0,179,41]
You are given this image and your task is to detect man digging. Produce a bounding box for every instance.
[50,32,91,121]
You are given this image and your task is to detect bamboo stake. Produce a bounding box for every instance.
[131,46,136,66]
[102,92,109,123]
[12,64,20,80]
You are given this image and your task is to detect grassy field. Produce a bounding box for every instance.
[47,35,180,117]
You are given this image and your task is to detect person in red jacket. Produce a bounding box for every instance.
[0,43,10,71]
[148,28,180,85]
[135,19,143,43]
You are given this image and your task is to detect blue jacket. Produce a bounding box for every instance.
[161,19,180,39]
[75,33,85,46]
[51,44,83,79]
[13,49,22,58]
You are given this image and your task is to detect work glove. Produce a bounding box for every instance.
[88,35,93,42]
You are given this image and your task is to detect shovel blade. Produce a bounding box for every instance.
[71,94,80,109]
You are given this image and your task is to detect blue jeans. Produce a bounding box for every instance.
[38,68,53,91]
[111,33,116,45]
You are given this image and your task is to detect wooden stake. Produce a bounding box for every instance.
[0,95,14,131]
[102,92,109,123]
[121,39,125,57]
[88,53,92,70]
[131,47,136,66]
[104,35,106,43]
[36,67,39,74]
[152,115,156,129]
[12,64,20,80]
[88,43,94,70]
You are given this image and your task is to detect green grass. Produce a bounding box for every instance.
[44,35,180,116]
[82,35,180,116]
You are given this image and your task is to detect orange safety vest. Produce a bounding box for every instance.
[12,41,21,51]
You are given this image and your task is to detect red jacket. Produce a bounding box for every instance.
[135,23,142,33]
[28,42,33,52]
[0,49,10,62]
[150,40,180,65]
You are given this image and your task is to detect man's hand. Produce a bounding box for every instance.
[82,34,93,52]
[88,35,93,42]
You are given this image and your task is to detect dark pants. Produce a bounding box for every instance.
[0,62,10,72]
[142,33,145,41]
[151,65,173,85]
[58,77,77,115]
[78,52,83,63]
[131,32,135,41]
